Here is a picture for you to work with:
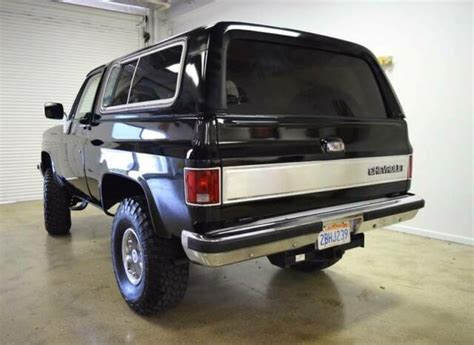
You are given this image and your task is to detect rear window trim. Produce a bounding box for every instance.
[99,39,187,114]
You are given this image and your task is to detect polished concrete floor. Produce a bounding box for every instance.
[0,200,472,345]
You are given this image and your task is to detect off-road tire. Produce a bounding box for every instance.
[43,168,71,235]
[111,196,189,315]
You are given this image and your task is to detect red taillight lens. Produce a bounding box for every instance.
[408,155,413,179]
[185,168,221,205]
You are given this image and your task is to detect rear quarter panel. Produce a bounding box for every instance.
[84,115,221,237]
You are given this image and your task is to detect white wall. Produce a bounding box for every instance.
[167,0,473,244]
[0,0,142,203]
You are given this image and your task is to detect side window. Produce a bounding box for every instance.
[102,60,137,107]
[100,43,184,111]
[74,73,101,120]
[129,45,183,104]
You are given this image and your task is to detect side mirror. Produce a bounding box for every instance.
[44,102,64,120]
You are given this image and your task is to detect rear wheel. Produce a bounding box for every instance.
[43,169,71,235]
[111,196,189,315]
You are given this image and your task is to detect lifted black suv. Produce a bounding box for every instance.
[40,22,424,314]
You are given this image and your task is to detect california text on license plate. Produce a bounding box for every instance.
[317,220,351,250]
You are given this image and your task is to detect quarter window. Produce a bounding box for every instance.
[129,45,183,104]
[101,43,184,110]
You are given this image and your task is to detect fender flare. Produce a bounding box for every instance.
[40,151,56,175]
[100,172,171,238]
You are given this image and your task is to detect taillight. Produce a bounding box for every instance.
[408,155,413,179]
[184,168,221,206]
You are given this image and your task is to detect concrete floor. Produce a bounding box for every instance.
[0,201,472,345]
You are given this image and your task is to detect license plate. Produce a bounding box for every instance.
[317,220,351,250]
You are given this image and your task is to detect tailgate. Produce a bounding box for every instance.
[217,115,411,205]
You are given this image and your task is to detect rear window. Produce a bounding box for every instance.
[226,39,387,118]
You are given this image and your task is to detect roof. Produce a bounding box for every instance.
[87,21,370,76]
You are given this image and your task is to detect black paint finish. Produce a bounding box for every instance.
[41,22,413,238]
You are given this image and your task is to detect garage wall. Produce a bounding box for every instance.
[0,0,142,203]
[166,0,473,244]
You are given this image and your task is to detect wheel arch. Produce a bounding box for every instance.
[100,173,170,238]
[40,151,54,175]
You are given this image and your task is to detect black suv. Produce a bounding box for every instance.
[40,22,424,314]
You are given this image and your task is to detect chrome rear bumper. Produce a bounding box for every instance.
[181,194,424,267]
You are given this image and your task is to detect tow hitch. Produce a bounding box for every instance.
[268,233,365,269]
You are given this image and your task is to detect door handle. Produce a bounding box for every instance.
[81,124,92,130]
[91,139,104,147]
[321,138,345,153]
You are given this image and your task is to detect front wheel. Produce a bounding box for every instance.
[43,169,71,235]
[111,196,189,315]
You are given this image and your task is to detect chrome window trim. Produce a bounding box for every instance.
[99,39,187,114]
[184,167,222,207]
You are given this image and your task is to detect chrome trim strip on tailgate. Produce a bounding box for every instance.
[222,155,410,204]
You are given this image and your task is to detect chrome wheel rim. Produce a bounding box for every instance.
[121,228,143,285]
